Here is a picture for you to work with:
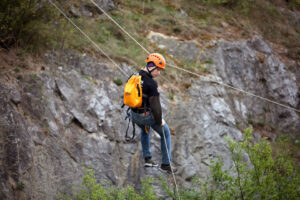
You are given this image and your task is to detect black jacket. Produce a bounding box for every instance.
[139,70,162,125]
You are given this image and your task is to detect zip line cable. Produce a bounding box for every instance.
[49,0,128,77]
[89,0,300,114]
[49,2,181,199]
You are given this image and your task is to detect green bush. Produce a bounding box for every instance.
[60,128,300,200]
[168,93,175,100]
[113,78,123,86]
[0,0,57,51]
[183,127,300,200]
[60,168,158,200]
[288,0,300,9]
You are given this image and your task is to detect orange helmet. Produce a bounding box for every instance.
[145,53,166,70]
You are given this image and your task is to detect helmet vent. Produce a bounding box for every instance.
[145,53,165,69]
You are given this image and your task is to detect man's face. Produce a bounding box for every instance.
[148,66,162,77]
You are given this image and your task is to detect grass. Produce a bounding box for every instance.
[168,92,174,100]
[59,9,151,69]
[272,134,300,168]
[54,0,300,71]
[4,0,299,62]
[14,67,20,73]
[203,59,213,64]
[181,0,299,57]
[183,60,211,75]
[4,0,298,85]
[113,78,123,86]
[16,182,25,191]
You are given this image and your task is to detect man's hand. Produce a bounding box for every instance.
[161,119,165,126]
[161,119,175,135]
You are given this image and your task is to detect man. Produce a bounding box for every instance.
[130,53,175,173]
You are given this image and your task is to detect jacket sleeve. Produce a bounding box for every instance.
[149,95,162,125]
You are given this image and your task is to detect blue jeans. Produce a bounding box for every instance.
[130,110,172,165]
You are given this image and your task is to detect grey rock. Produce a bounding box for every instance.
[81,0,116,16]
[148,32,199,61]
[10,87,21,104]
[285,8,300,26]
[69,4,82,18]
[0,84,34,200]
[1,34,299,199]
[94,0,116,11]
[205,38,299,134]
[81,5,93,17]
[179,9,188,17]
[55,71,102,133]
[247,35,272,54]
[65,0,116,17]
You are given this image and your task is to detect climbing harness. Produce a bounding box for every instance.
[123,108,150,142]
[124,107,136,142]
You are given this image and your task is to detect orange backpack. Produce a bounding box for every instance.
[123,74,143,108]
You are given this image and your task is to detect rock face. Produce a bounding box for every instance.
[0,35,299,199]
[148,32,300,135]
[148,31,199,61]
[67,0,116,17]
[210,36,299,133]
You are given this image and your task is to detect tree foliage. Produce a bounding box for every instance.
[60,128,300,200]
[0,0,57,50]
[60,168,157,200]
[184,127,300,200]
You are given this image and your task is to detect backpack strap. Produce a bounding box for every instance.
[124,107,136,142]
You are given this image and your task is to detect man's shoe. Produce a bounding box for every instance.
[160,164,177,174]
[144,157,158,167]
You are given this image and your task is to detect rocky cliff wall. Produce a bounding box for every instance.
[0,35,299,199]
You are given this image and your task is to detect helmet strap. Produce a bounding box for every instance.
[146,62,157,75]
[148,67,158,73]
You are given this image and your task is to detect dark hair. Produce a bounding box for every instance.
[146,62,156,68]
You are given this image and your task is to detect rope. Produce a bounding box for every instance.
[162,127,181,200]
[89,0,300,114]
[49,0,128,77]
